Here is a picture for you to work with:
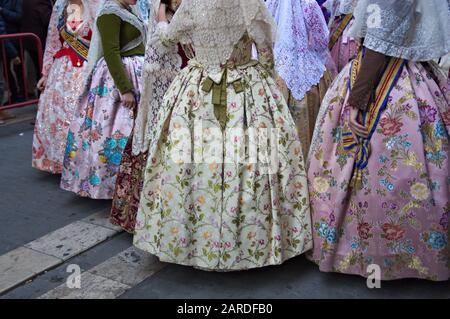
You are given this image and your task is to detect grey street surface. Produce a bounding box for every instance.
[0,112,449,299]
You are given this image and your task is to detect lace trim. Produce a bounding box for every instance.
[349,0,450,61]
[156,0,276,73]
[132,0,183,154]
[364,35,450,63]
[324,0,356,17]
[267,0,329,100]
[85,1,147,82]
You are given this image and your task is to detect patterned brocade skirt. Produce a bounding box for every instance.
[277,70,332,158]
[32,56,85,174]
[133,60,313,271]
[307,61,450,281]
[60,56,144,199]
[110,142,148,233]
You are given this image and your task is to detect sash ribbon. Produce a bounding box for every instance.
[328,13,353,51]
[343,50,405,189]
[55,25,90,67]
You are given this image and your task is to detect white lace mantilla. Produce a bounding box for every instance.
[266,0,329,100]
[349,0,450,61]
[155,0,276,73]
[132,0,185,155]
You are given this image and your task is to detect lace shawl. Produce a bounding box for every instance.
[154,0,276,73]
[132,0,185,154]
[349,0,450,61]
[266,0,329,100]
[42,0,100,77]
[84,0,148,82]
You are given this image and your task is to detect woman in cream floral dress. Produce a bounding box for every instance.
[133,0,312,271]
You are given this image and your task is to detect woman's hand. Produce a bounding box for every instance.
[121,92,136,109]
[348,105,369,138]
[37,76,47,91]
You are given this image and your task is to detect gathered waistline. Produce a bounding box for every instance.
[187,59,260,71]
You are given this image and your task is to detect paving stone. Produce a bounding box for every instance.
[38,272,130,299]
[25,221,118,260]
[82,210,123,232]
[0,247,61,294]
[89,247,166,287]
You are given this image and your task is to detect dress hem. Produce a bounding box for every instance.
[133,241,314,272]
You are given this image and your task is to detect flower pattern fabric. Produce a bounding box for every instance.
[133,34,313,271]
[60,56,144,199]
[32,5,94,174]
[276,70,332,158]
[266,0,330,101]
[110,137,148,233]
[265,0,332,158]
[112,0,190,233]
[307,61,450,281]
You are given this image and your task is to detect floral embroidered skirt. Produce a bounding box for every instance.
[110,48,182,233]
[133,61,313,271]
[32,56,85,174]
[60,56,144,199]
[277,70,332,158]
[307,61,450,281]
[110,138,148,233]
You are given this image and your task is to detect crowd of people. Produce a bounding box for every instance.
[22,0,450,280]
